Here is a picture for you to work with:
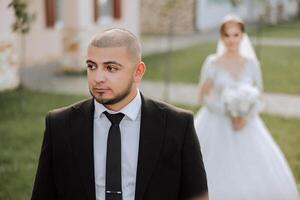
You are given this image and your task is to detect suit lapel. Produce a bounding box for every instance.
[69,99,96,200]
[135,96,166,200]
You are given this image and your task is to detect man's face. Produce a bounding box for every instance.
[86,46,143,110]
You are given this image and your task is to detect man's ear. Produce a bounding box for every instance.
[134,62,146,83]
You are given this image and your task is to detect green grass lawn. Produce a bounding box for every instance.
[0,89,85,199]
[143,42,216,84]
[0,89,300,199]
[249,18,300,39]
[259,45,300,93]
[143,42,300,94]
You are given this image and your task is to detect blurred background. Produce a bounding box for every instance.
[1,0,300,199]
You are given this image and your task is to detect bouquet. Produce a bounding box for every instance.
[221,84,261,118]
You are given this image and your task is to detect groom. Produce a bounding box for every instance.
[31,28,208,200]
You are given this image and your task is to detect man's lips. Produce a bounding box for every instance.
[93,87,111,93]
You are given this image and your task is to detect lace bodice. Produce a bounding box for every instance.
[199,54,263,115]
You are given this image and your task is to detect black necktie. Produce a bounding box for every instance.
[104,111,124,200]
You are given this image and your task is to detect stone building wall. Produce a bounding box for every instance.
[140,0,196,34]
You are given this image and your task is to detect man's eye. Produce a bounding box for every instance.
[107,65,118,72]
[87,64,96,70]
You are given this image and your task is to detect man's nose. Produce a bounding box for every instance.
[94,69,106,82]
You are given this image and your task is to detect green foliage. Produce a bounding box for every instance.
[8,0,35,34]
[229,0,242,7]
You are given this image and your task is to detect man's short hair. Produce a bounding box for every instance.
[89,28,141,63]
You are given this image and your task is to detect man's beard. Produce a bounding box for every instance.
[90,80,133,106]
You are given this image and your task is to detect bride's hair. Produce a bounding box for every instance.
[219,15,245,36]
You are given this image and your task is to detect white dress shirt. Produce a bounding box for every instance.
[93,91,141,200]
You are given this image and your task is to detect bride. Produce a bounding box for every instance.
[194,15,300,200]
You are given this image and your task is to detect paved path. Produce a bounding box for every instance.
[20,33,300,118]
[141,81,300,118]
[252,37,300,47]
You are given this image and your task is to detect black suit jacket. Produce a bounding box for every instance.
[31,95,207,200]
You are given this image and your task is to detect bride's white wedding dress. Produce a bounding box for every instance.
[194,55,300,200]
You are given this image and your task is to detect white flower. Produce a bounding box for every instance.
[221,84,261,118]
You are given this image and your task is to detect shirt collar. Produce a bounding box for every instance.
[94,89,141,121]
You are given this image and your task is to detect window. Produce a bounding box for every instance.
[100,0,113,22]
[55,0,62,24]
[94,0,122,23]
[45,0,62,28]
